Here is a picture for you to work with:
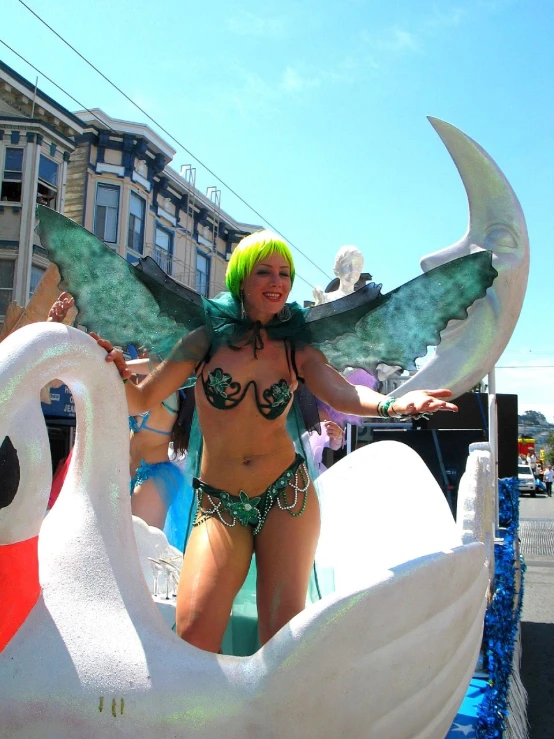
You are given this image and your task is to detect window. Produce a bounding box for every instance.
[128,192,145,254]
[37,154,59,208]
[1,148,23,202]
[29,265,46,299]
[0,260,15,316]
[195,252,209,296]
[154,225,173,274]
[39,155,58,187]
[94,184,120,243]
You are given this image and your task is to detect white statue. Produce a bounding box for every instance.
[313,245,399,382]
[313,245,364,305]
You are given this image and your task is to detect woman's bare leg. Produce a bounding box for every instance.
[131,478,167,530]
[176,516,253,653]
[255,479,320,645]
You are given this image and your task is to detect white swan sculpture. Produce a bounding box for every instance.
[0,323,488,739]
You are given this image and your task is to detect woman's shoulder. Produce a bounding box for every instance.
[293,341,326,369]
[168,326,211,363]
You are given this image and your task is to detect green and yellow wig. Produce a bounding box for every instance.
[225,230,295,299]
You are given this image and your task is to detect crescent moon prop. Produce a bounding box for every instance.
[395,117,529,399]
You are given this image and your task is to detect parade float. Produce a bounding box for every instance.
[0,118,529,738]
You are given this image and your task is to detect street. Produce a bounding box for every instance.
[518,491,554,738]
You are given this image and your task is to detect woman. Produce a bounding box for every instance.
[97,230,456,653]
[126,355,192,549]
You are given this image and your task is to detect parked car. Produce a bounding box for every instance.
[518,464,537,496]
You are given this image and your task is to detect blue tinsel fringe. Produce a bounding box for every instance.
[475,476,526,738]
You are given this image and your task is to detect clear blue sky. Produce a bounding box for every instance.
[2,0,553,419]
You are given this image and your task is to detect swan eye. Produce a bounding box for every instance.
[484,226,517,251]
[0,436,20,510]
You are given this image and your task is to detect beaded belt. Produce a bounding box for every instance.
[192,454,309,535]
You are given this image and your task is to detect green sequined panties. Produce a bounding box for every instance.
[192,454,309,536]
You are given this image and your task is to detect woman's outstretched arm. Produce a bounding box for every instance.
[299,344,457,419]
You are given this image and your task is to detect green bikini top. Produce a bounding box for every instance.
[197,342,302,421]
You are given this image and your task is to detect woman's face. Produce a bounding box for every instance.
[241,252,292,323]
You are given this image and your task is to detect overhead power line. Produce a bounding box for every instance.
[0,39,116,134]
[15,0,332,287]
[0,45,314,292]
[0,42,316,292]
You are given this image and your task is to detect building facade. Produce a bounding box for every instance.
[0,61,259,330]
[0,60,84,319]
[66,108,256,300]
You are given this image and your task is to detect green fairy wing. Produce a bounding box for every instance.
[306,251,497,373]
[36,206,204,355]
[37,206,497,371]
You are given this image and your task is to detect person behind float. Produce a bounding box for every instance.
[544,464,553,497]
[309,405,344,476]
[126,351,191,548]
[95,230,457,654]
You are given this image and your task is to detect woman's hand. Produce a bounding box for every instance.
[47,292,74,323]
[390,389,457,417]
[89,332,132,380]
[323,420,344,450]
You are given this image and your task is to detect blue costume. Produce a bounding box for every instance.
[129,406,194,552]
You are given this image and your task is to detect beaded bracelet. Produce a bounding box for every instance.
[377,396,432,421]
[377,397,397,418]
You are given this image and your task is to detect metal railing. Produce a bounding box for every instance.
[142,243,193,286]
[138,244,227,298]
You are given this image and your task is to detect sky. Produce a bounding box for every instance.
[1,0,553,419]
